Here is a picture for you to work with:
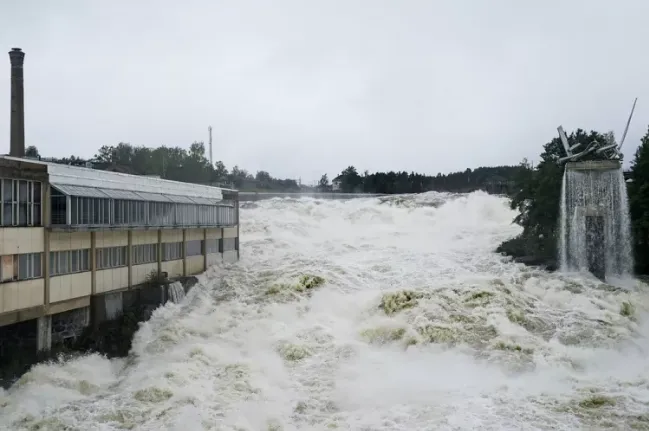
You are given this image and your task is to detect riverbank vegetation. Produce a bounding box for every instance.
[25,142,524,195]
[496,127,649,275]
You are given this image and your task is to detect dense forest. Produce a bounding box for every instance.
[496,127,649,275]
[24,142,524,195]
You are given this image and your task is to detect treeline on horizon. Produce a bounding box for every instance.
[23,142,524,195]
[497,126,649,275]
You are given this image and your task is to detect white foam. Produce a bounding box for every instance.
[1,191,648,430]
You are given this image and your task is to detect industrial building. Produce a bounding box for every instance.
[0,48,239,354]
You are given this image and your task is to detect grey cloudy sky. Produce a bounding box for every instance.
[1,0,648,183]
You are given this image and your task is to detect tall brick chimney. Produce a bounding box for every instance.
[9,47,25,158]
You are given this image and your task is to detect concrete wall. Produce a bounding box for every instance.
[1,225,239,322]
[132,230,157,245]
[161,259,183,277]
[96,231,128,247]
[0,227,45,254]
[132,262,157,286]
[50,272,91,303]
[161,229,183,243]
[207,253,222,266]
[0,278,43,314]
[49,231,90,251]
[96,267,129,294]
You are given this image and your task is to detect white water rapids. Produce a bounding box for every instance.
[1,192,649,430]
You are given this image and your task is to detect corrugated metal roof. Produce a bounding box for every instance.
[189,196,220,205]
[0,156,226,201]
[165,194,197,204]
[51,184,110,198]
[51,182,227,207]
[134,191,172,202]
[100,188,142,200]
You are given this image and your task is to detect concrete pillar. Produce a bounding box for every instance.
[127,230,133,288]
[9,48,25,158]
[235,194,240,261]
[182,228,187,276]
[157,229,162,275]
[90,231,97,295]
[203,228,208,271]
[43,184,51,308]
[36,315,51,352]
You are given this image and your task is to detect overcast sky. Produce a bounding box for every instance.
[1,0,648,183]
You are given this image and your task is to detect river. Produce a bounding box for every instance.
[1,191,648,430]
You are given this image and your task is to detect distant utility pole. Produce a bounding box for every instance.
[208,126,213,166]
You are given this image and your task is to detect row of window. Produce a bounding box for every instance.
[0,253,43,281]
[1,178,43,227]
[0,238,238,282]
[52,195,237,228]
[0,238,237,282]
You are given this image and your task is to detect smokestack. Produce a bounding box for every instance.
[9,48,25,158]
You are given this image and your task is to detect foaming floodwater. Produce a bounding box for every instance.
[2,191,649,430]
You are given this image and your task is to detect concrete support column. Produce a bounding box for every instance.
[36,315,51,352]
[235,195,240,261]
[66,196,72,225]
[157,229,162,275]
[182,228,187,276]
[127,230,133,288]
[43,184,51,309]
[203,228,208,271]
[90,231,97,295]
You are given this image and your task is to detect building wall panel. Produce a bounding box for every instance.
[0,278,44,314]
[161,229,183,243]
[161,259,183,278]
[50,272,92,303]
[223,250,238,263]
[132,230,158,246]
[206,253,222,267]
[96,267,129,294]
[206,228,222,239]
[95,231,128,248]
[186,255,204,275]
[132,262,158,286]
[0,227,45,255]
[223,227,238,239]
[49,231,91,252]
[186,228,204,241]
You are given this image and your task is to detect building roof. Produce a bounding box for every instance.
[0,155,230,203]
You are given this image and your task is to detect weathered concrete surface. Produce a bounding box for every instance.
[0,276,200,389]
[238,192,385,202]
[566,160,622,171]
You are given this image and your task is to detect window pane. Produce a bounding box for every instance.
[33,182,41,204]
[71,250,79,272]
[50,252,57,275]
[60,251,69,274]
[82,249,89,271]
[18,181,27,203]
[33,253,42,278]
[34,203,41,226]
[18,254,28,279]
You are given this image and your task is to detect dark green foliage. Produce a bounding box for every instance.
[498,129,615,265]
[333,165,525,194]
[628,127,649,274]
[32,141,526,195]
[36,142,301,192]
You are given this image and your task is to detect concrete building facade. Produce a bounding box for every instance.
[0,155,239,350]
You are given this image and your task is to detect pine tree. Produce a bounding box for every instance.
[628,127,649,273]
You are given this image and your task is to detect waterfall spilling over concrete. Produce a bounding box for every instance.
[167,281,186,304]
[559,160,633,280]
